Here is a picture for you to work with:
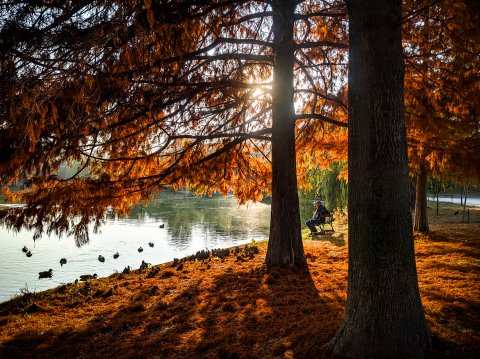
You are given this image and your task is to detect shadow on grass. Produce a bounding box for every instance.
[417,230,480,257]
[0,265,343,359]
[423,288,480,359]
[311,232,346,247]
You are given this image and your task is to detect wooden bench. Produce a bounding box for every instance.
[320,215,335,232]
[310,215,335,236]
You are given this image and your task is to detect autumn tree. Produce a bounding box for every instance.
[403,0,480,231]
[0,1,348,266]
[329,0,431,357]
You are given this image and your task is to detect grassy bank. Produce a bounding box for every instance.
[0,203,479,358]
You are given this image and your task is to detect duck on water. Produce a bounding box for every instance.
[79,274,98,281]
[39,269,53,279]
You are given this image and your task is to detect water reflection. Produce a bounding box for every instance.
[0,192,271,302]
[129,192,271,246]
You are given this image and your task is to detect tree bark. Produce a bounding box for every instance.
[265,0,306,268]
[330,0,431,357]
[414,164,429,232]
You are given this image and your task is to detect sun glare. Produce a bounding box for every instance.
[252,88,264,98]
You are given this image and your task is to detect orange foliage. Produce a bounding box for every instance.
[0,0,348,243]
[3,0,477,246]
[403,0,480,183]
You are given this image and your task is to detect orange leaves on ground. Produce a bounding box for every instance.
[1,207,478,358]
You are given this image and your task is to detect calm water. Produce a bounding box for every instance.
[0,192,273,302]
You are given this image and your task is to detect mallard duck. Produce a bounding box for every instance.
[39,269,53,278]
[138,247,143,252]
[26,251,32,257]
[148,242,154,247]
[113,252,119,259]
[79,273,98,281]
[22,246,28,253]
[98,255,105,262]
[139,260,151,270]
[60,258,67,266]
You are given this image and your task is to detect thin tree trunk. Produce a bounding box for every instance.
[410,176,416,210]
[330,0,431,357]
[462,187,468,222]
[414,164,429,231]
[265,0,306,268]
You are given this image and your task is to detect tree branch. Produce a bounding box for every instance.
[294,113,347,127]
[295,41,348,49]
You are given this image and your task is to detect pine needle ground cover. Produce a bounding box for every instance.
[0,204,478,359]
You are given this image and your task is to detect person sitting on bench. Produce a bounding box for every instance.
[306,200,328,234]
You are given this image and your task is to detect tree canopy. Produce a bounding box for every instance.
[0,0,348,249]
[0,0,477,249]
[404,0,480,182]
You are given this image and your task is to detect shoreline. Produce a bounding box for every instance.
[0,237,268,304]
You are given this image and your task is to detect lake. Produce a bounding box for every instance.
[0,192,275,303]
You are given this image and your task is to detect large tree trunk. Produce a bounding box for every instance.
[414,164,429,232]
[265,0,306,268]
[330,0,431,357]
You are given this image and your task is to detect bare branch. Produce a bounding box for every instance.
[294,113,347,127]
